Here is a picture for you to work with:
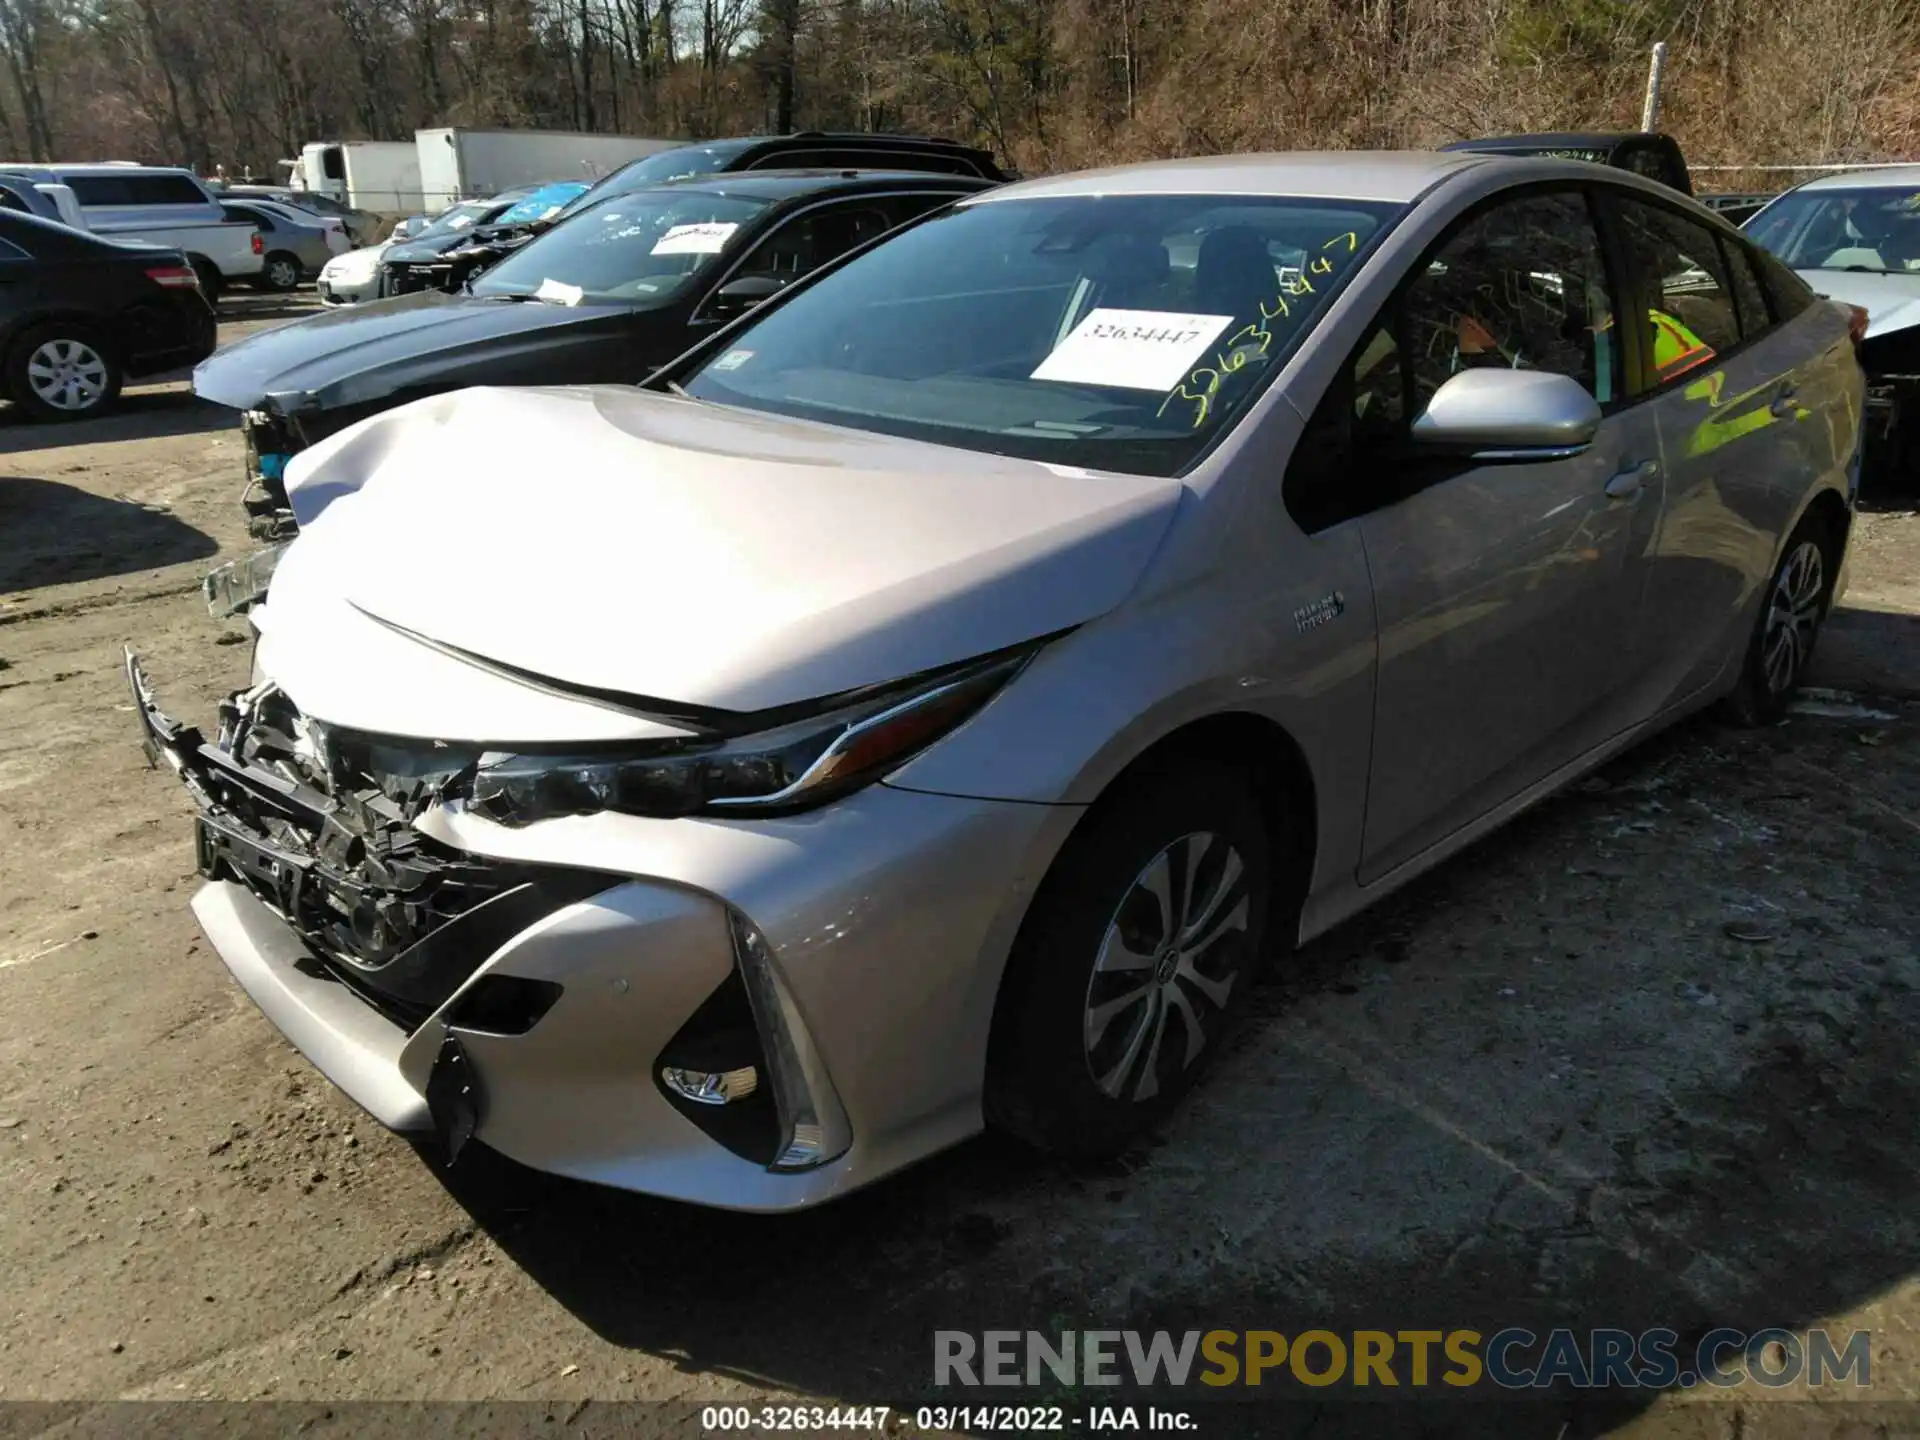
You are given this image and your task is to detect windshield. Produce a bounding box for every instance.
[1746,186,1920,275]
[415,200,498,240]
[470,190,770,305]
[682,194,1397,476]
[558,146,738,218]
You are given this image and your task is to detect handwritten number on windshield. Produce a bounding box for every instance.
[1159,232,1361,430]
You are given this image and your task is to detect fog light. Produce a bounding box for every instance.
[661,1064,760,1106]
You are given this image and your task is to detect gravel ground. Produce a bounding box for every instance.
[2,297,1918,1439]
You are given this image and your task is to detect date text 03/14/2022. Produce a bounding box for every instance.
[699,1405,1196,1432]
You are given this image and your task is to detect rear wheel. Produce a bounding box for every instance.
[186,255,222,301]
[256,252,302,292]
[984,762,1275,1157]
[7,323,122,421]
[1721,511,1839,726]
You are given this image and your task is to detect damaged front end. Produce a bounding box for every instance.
[126,651,616,1039]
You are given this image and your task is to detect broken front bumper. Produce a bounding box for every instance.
[126,652,1060,1209]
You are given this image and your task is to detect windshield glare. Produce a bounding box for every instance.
[682,194,1397,476]
[416,200,496,240]
[1746,186,1920,275]
[471,190,769,304]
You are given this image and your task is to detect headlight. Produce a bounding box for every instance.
[324,252,377,283]
[461,647,1034,828]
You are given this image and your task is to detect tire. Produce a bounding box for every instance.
[1720,509,1840,726]
[984,761,1276,1158]
[187,256,222,301]
[257,252,302,293]
[6,322,123,422]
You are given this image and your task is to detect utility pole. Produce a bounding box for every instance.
[1640,41,1668,132]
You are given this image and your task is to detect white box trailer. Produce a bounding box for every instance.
[415,128,683,209]
[287,141,423,215]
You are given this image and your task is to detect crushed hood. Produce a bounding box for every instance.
[260,385,1181,740]
[191,289,636,414]
[1798,268,1920,339]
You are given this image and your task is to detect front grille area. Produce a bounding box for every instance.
[189,684,617,1030]
[383,264,447,297]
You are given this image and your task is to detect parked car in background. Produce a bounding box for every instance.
[558,133,1009,220]
[377,186,549,297]
[220,198,350,291]
[316,197,510,306]
[383,180,589,296]
[0,208,215,420]
[0,164,263,296]
[0,174,87,229]
[135,151,1860,1211]
[1745,165,1920,478]
[1440,131,1694,195]
[195,170,990,551]
[1700,192,1776,226]
[221,184,382,247]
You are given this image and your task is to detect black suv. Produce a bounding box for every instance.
[400,133,1011,298]
[1441,132,1694,196]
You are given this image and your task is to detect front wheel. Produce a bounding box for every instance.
[7,324,123,421]
[984,762,1275,1158]
[1721,511,1839,726]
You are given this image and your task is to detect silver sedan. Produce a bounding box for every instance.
[133,151,1863,1210]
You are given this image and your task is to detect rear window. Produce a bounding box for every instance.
[67,173,208,206]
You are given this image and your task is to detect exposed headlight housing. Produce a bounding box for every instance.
[461,646,1034,828]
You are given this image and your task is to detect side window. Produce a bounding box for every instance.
[125,174,208,205]
[1403,189,1619,412]
[0,188,26,212]
[729,201,896,285]
[752,149,828,170]
[1719,237,1772,338]
[242,208,275,231]
[66,175,130,205]
[1607,197,1741,387]
[321,148,345,182]
[1282,189,1616,533]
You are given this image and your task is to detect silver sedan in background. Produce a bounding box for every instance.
[219,198,349,292]
[133,151,1863,1211]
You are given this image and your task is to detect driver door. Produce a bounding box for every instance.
[1343,189,1666,880]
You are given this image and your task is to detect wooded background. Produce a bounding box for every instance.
[0,0,1916,181]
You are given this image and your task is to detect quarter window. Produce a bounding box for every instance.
[1608,198,1741,387]
[1719,238,1773,338]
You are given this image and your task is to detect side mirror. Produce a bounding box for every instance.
[1410,368,1601,459]
[708,273,788,318]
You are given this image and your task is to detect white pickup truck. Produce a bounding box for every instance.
[0,163,262,295]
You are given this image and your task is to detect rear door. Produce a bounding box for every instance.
[1594,188,1849,705]
[1285,187,1667,881]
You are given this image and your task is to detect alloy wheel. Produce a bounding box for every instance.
[1762,539,1825,696]
[26,339,108,412]
[1082,831,1252,1103]
[267,257,300,289]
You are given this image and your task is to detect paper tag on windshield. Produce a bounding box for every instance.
[1031,309,1234,391]
[534,277,583,306]
[652,222,738,256]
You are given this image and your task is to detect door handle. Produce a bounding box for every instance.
[1770,386,1799,418]
[1604,459,1658,500]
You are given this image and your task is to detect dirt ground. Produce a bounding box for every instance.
[2,297,1920,1439]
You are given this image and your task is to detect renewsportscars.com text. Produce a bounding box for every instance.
[934,1327,1871,1391]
